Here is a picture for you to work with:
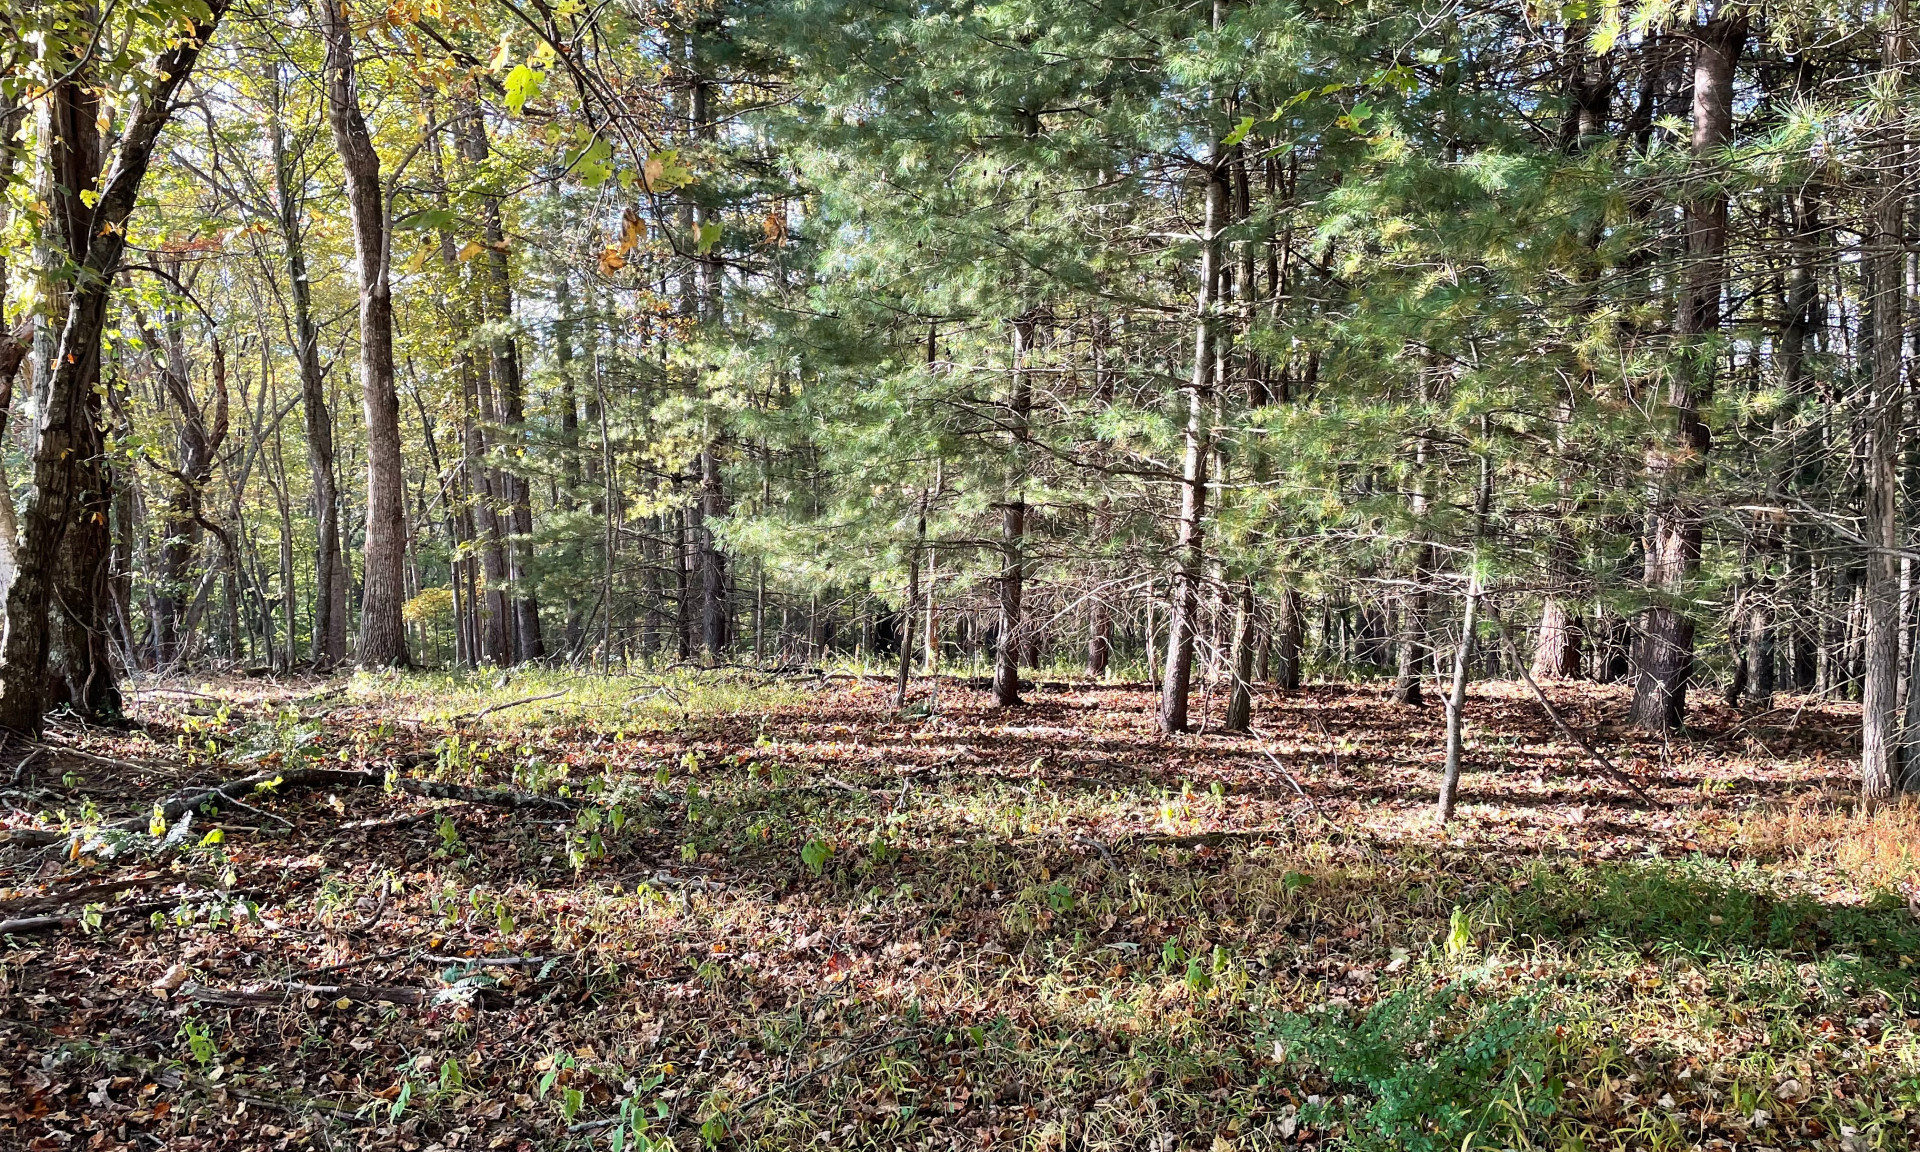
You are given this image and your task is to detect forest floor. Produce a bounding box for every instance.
[1,668,1917,1152]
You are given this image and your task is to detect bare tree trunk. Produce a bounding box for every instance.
[0,97,28,604]
[268,63,346,668]
[0,3,228,730]
[1533,594,1583,680]
[1629,11,1744,732]
[894,484,930,710]
[130,300,229,667]
[1436,572,1481,824]
[699,449,727,658]
[318,0,407,667]
[1863,0,1906,801]
[557,270,582,654]
[1223,577,1257,732]
[676,509,692,660]
[994,315,1034,708]
[1083,316,1116,679]
[1160,158,1224,734]
[1272,585,1302,690]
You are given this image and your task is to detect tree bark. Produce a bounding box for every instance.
[268,63,347,668]
[0,2,230,731]
[318,0,408,667]
[129,299,228,668]
[1532,594,1583,680]
[1862,0,1906,802]
[994,315,1034,707]
[699,449,727,658]
[1223,576,1257,732]
[1436,572,1480,824]
[1160,159,1224,734]
[1628,11,1744,732]
[894,483,929,711]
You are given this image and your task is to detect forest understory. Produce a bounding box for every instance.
[0,670,1915,1152]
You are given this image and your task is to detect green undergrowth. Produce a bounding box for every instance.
[56,678,1920,1150]
[347,665,819,732]
[1264,857,1920,1152]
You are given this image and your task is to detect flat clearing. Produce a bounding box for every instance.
[1,672,1913,1151]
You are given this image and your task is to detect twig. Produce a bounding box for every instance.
[450,691,569,722]
[1246,730,1322,815]
[336,810,433,832]
[1497,619,1666,810]
[34,740,176,776]
[1069,833,1118,870]
[418,953,554,967]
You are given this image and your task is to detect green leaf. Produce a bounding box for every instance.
[1446,907,1473,956]
[696,221,723,255]
[503,64,544,115]
[565,134,615,187]
[642,149,694,191]
[1221,115,1254,147]
[394,207,458,232]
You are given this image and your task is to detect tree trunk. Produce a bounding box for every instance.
[1160,159,1224,734]
[1223,577,1257,732]
[1628,11,1744,732]
[0,4,229,730]
[268,63,346,668]
[1272,585,1302,691]
[0,97,27,605]
[894,484,929,711]
[130,301,228,668]
[557,270,583,655]
[994,315,1034,707]
[1862,2,1906,801]
[699,448,727,658]
[1532,595,1583,680]
[1436,572,1481,824]
[319,0,407,667]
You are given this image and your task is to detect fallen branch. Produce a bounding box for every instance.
[449,691,570,723]
[0,894,230,936]
[113,766,373,831]
[419,953,554,968]
[178,978,510,1010]
[118,764,577,834]
[0,914,73,934]
[0,872,181,916]
[33,739,181,777]
[391,775,576,811]
[1069,833,1118,870]
[1496,618,1666,810]
[336,810,433,832]
[1127,827,1292,850]
[629,872,724,891]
